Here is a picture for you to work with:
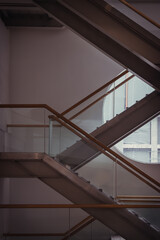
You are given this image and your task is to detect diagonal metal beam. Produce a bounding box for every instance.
[3,233,64,237]
[34,0,160,91]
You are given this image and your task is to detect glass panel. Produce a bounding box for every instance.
[123,148,151,163]
[103,76,153,132]
[3,108,47,153]
[65,72,133,133]
[64,73,153,136]
[49,119,80,161]
[72,98,104,133]
[77,154,114,197]
[116,163,159,197]
[0,107,53,154]
[116,163,160,228]
[127,77,153,108]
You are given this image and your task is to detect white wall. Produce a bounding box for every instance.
[0,18,10,239]
[10,27,123,112]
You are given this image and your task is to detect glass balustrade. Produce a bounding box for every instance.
[48,112,160,197]
[48,116,160,230]
[64,73,153,134]
[0,105,159,236]
[1,107,51,154]
[103,75,153,122]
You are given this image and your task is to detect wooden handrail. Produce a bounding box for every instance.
[117,195,160,203]
[7,124,61,128]
[7,124,49,128]
[118,200,160,203]
[117,195,160,199]
[61,70,128,116]
[69,74,134,120]
[119,0,160,29]
[0,204,159,208]
[116,195,160,203]
[3,233,64,237]
[0,104,160,192]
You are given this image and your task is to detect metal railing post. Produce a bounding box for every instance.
[49,118,53,156]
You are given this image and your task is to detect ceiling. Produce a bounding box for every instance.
[0,0,159,27]
[0,0,63,27]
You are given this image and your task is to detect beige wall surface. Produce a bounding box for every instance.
[9,27,122,112]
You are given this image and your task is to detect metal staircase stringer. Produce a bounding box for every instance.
[34,0,160,91]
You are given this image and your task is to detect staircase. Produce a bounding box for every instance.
[0,152,159,240]
[1,1,160,237]
[0,98,160,239]
[58,90,160,170]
